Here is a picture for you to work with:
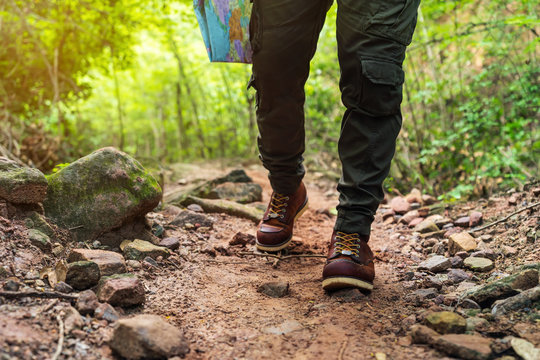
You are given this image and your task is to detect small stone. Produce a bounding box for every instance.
[456,251,469,259]
[96,273,145,307]
[491,286,540,317]
[200,245,216,257]
[54,281,73,293]
[510,337,540,360]
[459,299,481,309]
[186,204,204,213]
[66,261,100,290]
[126,260,141,269]
[230,232,256,246]
[143,257,158,267]
[425,311,467,334]
[418,255,452,273]
[448,269,471,284]
[109,315,189,359]
[508,195,518,205]
[208,182,263,204]
[52,244,64,257]
[123,239,170,261]
[470,250,497,261]
[410,324,439,344]
[390,197,411,214]
[374,352,387,360]
[3,279,20,291]
[423,276,444,290]
[257,282,289,298]
[92,240,101,248]
[413,288,439,300]
[455,217,471,228]
[94,303,120,322]
[469,212,483,227]
[331,288,366,302]
[451,256,464,268]
[405,189,422,204]
[502,245,518,256]
[25,270,39,280]
[68,249,126,276]
[434,217,453,229]
[169,210,214,228]
[435,334,493,360]
[400,210,420,225]
[449,232,477,255]
[64,307,84,334]
[466,317,489,332]
[414,220,439,234]
[408,217,424,227]
[422,194,437,205]
[76,290,100,315]
[28,229,52,252]
[158,237,180,250]
[464,257,494,272]
[478,234,493,242]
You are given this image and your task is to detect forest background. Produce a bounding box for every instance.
[0,0,538,200]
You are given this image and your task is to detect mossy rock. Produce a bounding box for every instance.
[43,147,162,242]
[123,239,170,260]
[0,157,47,204]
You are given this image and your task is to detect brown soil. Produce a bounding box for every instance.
[0,165,538,359]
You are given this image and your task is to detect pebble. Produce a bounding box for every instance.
[64,307,84,333]
[76,290,100,315]
[109,315,189,359]
[408,217,424,227]
[469,211,483,227]
[470,250,497,261]
[510,337,540,360]
[491,286,540,317]
[187,204,204,213]
[413,288,439,300]
[68,249,126,277]
[66,261,101,290]
[94,303,120,322]
[425,311,467,334]
[96,273,145,307]
[414,220,439,234]
[169,210,213,228]
[447,269,471,284]
[331,288,366,302]
[123,239,170,261]
[230,232,256,246]
[422,194,437,205]
[454,217,470,228]
[502,245,518,256]
[390,197,411,214]
[448,232,477,255]
[418,255,451,273]
[143,257,158,267]
[400,210,420,225]
[435,334,493,360]
[126,260,142,269]
[3,279,21,291]
[28,229,52,252]
[464,257,494,272]
[450,256,464,268]
[466,317,489,332]
[159,237,180,250]
[257,282,289,298]
[54,281,73,293]
[24,270,39,280]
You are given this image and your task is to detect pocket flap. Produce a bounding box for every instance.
[361,60,404,86]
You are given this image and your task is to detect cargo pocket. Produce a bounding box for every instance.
[249,0,262,53]
[360,59,404,117]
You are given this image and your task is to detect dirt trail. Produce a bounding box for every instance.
[149,169,431,359]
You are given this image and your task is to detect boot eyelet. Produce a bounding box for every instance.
[285,197,289,201]
[280,215,285,219]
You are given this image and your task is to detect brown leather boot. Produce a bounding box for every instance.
[322,231,375,292]
[256,182,308,252]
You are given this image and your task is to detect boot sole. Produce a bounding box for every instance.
[322,277,374,292]
[255,199,309,252]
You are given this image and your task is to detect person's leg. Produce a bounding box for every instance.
[322,0,420,290]
[251,0,332,252]
[250,0,332,195]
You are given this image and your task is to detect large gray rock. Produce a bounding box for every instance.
[109,315,189,359]
[0,157,47,204]
[491,286,540,316]
[43,147,162,242]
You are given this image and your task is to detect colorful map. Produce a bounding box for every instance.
[194,0,253,63]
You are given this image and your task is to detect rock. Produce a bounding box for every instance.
[408,217,424,227]
[25,212,55,238]
[422,194,437,205]
[95,303,120,322]
[405,189,422,203]
[464,257,494,272]
[158,237,180,250]
[510,337,540,360]
[418,255,451,273]
[462,269,539,307]
[502,245,518,256]
[68,249,126,276]
[331,288,366,302]
[449,232,477,255]
[230,232,255,246]
[96,273,145,307]
[455,217,471,228]
[123,239,170,261]
[448,269,471,284]
[28,229,52,251]
[459,299,481,309]
[412,288,439,300]
[64,307,84,333]
[109,315,189,359]
[186,203,204,213]
[491,286,540,316]
[76,290,100,315]
[470,250,497,261]
[43,147,162,242]
[425,311,467,334]
[263,320,303,335]
[410,324,439,344]
[390,197,411,214]
[469,212,483,227]
[466,317,489,332]
[169,210,214,229]
[450,256,464,268]
[414,220,439,234]
[3,279,20,291]
[66,261,100,290]
[54,281,73,293]
[258,282,289,298]
[126,260,141,269]
[434,334,493,360]
[400,210,420,225]
[0,157,48,204]
[423,276,444,290]
[208,182,263,204]
[143,256,158,267]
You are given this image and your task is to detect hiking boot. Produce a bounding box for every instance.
[256,182,308,252]
[322,231,375,292]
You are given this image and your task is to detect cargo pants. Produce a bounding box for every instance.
[249,0,420,235]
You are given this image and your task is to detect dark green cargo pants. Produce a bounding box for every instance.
[249,0,420,235]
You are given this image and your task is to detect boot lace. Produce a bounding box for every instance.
[267,193,289,219]
[334,232,361,257]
